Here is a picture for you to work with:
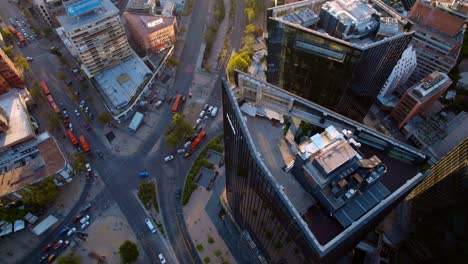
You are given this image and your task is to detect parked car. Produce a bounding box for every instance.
[199,111,206,118]
[63,119,69,127]
[82,203,92,213]
[207,106,213,114]
[73,214,83,223]
[74,109,80,116]
[63,110,69,119]
[67,228,76,237]
[68,123,73,131]
[81,221,90,230]
[184,141,191,149]
[79,101,85,108]
[158,253,167,264]
[26,57,33,61]
[80,215,90,224]
[42,244,53,253]
[164,155,174,162]
[177,149,185,154]
[85,163,91,172]
[155,100,163,108]
[53,240,63,249]
[183,152,191,158]
[59,228,69,235]
[47,254,56,262]
[195,118,201,125]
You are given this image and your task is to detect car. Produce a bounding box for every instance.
[42,244,53,252]
[80,215,90,224]
[175,187,181,199]
[203,115,209,122]
[81,221,90,230]
[138,171,149,177]
[26,57,33,61]
[207,106,213,114]
[66,228,76,236]
[79,101,85,108]
[73,214,83,223]
[39,254,48,263]
[59,228,70,235]
[155,100,163,108]
[164,155,174,162]
[196,126,203,133]
[195,118,201,125]
[177,149,185,154]
[68,123,73,131]
[158,253,167,264]
[183,152,191,158]
[63,110,69,119]
[85,163,91,172]
[74,109,80,116]
[82,203,92,213]
[63,119,69,127]
[83,122,91,131]
[53,240,63,249]
[47,254,56,262]
[199,111,206,118]
[204,104,209,111]
[85,106,89,113]
[64,240,70,247]
[60,102,65,110]
[184,141,191,149]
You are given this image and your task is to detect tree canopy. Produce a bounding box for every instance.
[42,110,60,130]
[56,252,80,264]
[119,240,139,263]
[226,52,252,82]
[165,114,194,148]
[71,153,88,173]
[20,176,59,211]
[2,46,14,60]
[97,113,113,125]
[14,56,29,71]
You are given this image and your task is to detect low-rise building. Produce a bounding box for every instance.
[124,13,176,53]
[126,0,156,14]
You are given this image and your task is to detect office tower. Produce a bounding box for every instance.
[391,71,451,129]
[379,45,417,98]
[0,48,24,94]
[403,138,467,262]
[221,71,426,263]
[407,0,467,85]
[266,0,413,121]
[57,0,133,77]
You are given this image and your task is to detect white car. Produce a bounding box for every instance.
[164,155,174,162]
[207,106,213,114]
[85,163,91,172]
[79,215,90,224]
[66,227,76,236]
[199,111,205,118]
[81,221,90,230]
[195,118,201,125]
[79,101,86,108]
[68,123,73,131]
[177,149,185,154]
[74,109,80,116]
[26,57,33,61]
[158,253,166,264]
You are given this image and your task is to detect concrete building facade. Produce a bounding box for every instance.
[33,0,66,27]
[0,48,24,94]
[124,13,176,53]
[126,0,156,14]
[379,45,417,98]
[407,0,467,85]
[57,0,133,77]
[391,71,452,129]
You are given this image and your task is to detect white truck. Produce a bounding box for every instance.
[145,218,156,233]
[128,112,144,133]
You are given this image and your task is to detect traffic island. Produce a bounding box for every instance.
[135,181,165,236]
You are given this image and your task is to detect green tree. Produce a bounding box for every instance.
[245,24,257,36]
[71,153,88,173]
[43,28,52,37]
[42,110,60,130]
[226,52,252,82]
[245,8,255,23]
[164,114,195,147]
[14,56,29,71]
[240,35,255,55]
[30,81,42,100]
[56,71,67,81]
[21,176,59,210]
[2,46,14,59]
[167,56,178,66]
[56,252,80,264]
[0,207,26,223]
[97,112,113,125]
[119,240,139,263]
[1,28,13,42]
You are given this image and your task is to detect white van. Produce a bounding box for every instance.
[145,218,156,233]
[211,107,218,117]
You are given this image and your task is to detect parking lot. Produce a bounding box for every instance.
[6,13,38,46]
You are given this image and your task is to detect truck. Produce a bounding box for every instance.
[171,94,182,113]
[67,130,78,145]
[190,131,206,151]
[128,112,144,133]
[79,135,91,153]
[145,218,156,233]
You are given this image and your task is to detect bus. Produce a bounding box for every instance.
[66,130,78,145]
[190,131,206,151]
[46,95,60,114]
[79,135,91,153]
[7,25,16,35]
[40,81,51,95]
[171,94,182,113]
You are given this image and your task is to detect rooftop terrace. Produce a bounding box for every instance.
[58,0,118,32]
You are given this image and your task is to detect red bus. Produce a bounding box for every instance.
[79,135,91,153]
[190,131,206,151]
[67,130,78,145]
[7,25,16,35]
[40,81,51,95]
[171,94,182,113]
[46,95,60,114]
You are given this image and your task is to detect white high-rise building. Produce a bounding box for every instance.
[379,45,417,98]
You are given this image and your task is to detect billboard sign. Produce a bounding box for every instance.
[65,0,102,17]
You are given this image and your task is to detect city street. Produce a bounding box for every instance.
[0,0,245,262]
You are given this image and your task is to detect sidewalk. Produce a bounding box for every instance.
[205,0,231,69]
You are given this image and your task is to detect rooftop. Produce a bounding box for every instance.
[0,133,66,198]
[0,90,35,151]
[229,71,426,255]
[124,12,176,36]
[94,54,151,109]
[58,0,118,32]
[408,71,452,101]
[269,0,408,48]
